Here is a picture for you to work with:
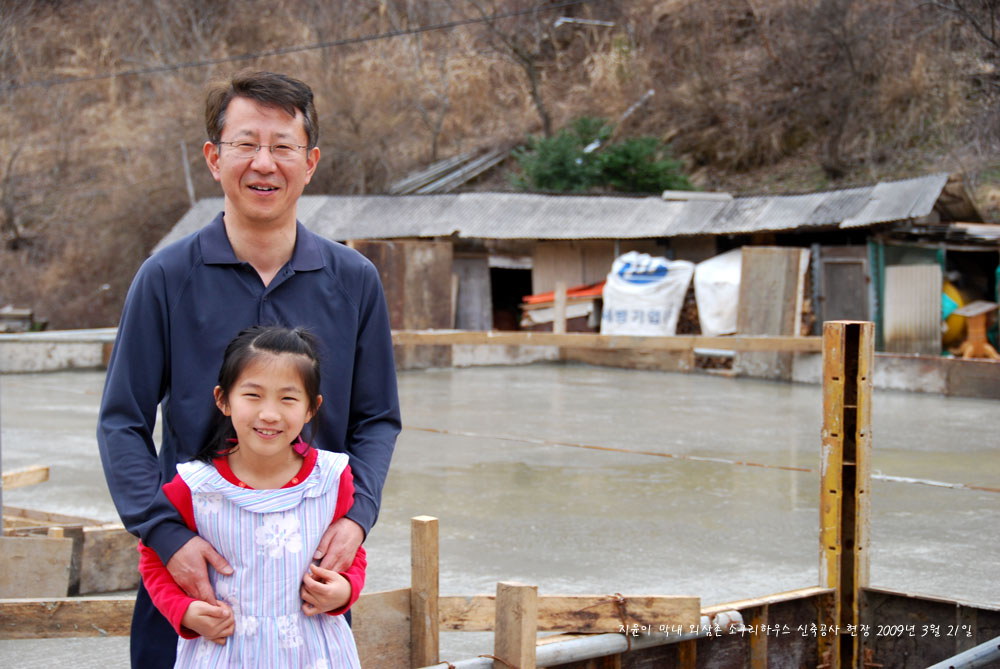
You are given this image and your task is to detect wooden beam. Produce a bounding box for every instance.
[1,465,49,490]
[410,515,439,667]
[0,597,133,638]
[391,330,822,353]
[494,582,537,669]
[701,586,834,616]
[3,518,44,533]
[2,505,95,526]
[440,594,700,632]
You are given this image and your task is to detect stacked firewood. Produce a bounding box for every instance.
[676,284,702,335]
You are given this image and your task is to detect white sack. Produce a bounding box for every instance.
[600,252,694,336]
[693,248,742,336]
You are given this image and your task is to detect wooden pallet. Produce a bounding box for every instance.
[2,504,138,598]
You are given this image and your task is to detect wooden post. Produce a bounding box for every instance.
[748,605,768,669]
[494,581,537,669]
[676,639,696,667]
[819,321,873,668]
[411,515,439,668]
[553,281,568,334]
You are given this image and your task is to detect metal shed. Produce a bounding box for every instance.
[161,173,963,341]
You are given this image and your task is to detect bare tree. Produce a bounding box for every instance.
[460,0,558,136]
[381,0,456,161]
[0,146,25,249]
[925,1,1000,53]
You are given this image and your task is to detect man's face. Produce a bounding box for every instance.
[203,96,319,229]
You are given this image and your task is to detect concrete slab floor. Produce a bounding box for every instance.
[2,364,998,664]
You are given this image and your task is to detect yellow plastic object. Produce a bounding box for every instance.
[942,281,966,348]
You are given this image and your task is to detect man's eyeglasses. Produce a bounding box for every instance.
[217,141,308,161]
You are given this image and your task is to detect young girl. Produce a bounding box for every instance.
[138,325,364,668]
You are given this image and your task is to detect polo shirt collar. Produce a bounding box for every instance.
[199,211,325,271]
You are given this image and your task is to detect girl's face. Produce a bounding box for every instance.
[214,352,321,463]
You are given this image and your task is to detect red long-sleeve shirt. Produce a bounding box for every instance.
[137,449,366,639]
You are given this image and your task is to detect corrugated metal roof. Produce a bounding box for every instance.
[156,173,949,252]
[841,174,947,228]
[313,193,684,240]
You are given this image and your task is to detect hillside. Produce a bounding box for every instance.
[2,0,1000,328]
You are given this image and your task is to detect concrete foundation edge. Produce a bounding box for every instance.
[2,334,997,399]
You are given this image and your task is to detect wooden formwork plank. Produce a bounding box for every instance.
[440,595,496,631]
[78,524,139,595]
[820,322,846,596]
[3,517,51,532]
[0,597,133,638]
[1,465,49,490]
[2,505,95,526]
[353,588,411,669]
[537,595,699,632]
[0,587,415,648]
[410,516,439,668]
[734,246,811,380]
[819,320,874,669]
[854,323,874,594]
[0,536,74,599]
[440,594,700,632]
[851,322,874,666]
[737,247,808,336]
[3,521,138,596]
[494,582,537,669]
[390,330,823,353]
[820,321,847,667]
[701,586,834,616]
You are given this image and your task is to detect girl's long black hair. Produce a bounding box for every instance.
[196,325,323,463]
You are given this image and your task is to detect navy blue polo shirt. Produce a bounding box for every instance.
[97,212,400,563]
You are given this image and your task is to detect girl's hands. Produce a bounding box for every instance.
[181,600,235,645]
[301,563,352,616]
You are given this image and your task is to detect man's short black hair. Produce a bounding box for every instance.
[205,70,318,149]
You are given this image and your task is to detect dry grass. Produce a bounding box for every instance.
[1,0,998,327]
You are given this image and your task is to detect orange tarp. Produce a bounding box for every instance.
[521,281,605,305]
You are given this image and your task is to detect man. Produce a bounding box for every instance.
[97,71,400,667]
